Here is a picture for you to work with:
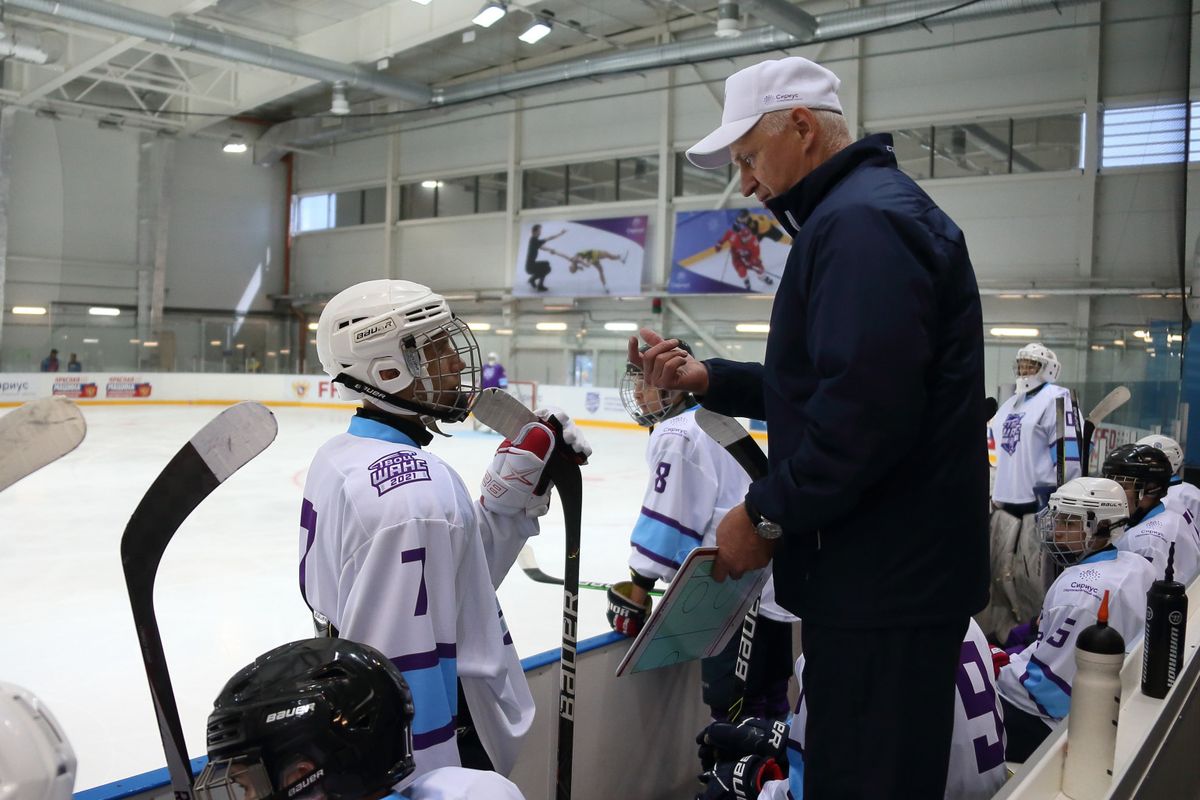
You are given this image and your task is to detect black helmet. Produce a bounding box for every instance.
[1102,443,1173,496]
[194,638,415,800]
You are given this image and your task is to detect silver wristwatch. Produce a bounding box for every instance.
[745,497,783,540]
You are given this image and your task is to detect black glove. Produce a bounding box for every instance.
[606,580,651,637]
[697,717,789,769]
[696,754,785,800]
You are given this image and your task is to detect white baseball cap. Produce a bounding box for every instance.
[686,56,843,170]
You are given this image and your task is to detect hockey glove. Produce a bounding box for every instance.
[480,421,556,517]
[606,580,651,637]
[534,406,592,463]
[695,755,785,800]
[697,718,789,773]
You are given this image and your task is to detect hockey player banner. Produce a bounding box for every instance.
[515,215,647,297]
[668,208,791,294]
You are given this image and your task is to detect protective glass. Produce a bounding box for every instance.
[1037,507,1092,567]
[402,316,481,423]
[193,758,274,800]
[619,363,673,427]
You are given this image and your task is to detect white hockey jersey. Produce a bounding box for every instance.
[1164,477,1200,528]
[989,384,1080,504]
[997,548,1154,723]
[627,408,796,621]
[398,767,525,799]
[299,414,537,784]
[1116,502,1200,587]
[759,620,1005,800]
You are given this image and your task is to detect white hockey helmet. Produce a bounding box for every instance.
[1136,434,1184,475]
[1036,477,1128,567]
[619,340,695,428]
[1013,343,1060,395]
[316,280,481,424]
[0,683,76,800]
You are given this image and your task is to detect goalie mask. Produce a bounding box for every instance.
[195,638,415,800]
[1036,477,1128,567]
[316,280,481,425]
[1013,342,1060,395]
[0,683,76,800]
[1136,434,1184,475]
[620,339,696,427]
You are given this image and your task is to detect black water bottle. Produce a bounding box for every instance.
[1141,542,1188,699]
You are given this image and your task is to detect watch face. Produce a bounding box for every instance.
[757,520,783,540]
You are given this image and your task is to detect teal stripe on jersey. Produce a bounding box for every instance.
[787,743,805,799]
[1019,657,1071,719]
[400,658,458,745]
[631,511,697,569]
[348,416,421,447]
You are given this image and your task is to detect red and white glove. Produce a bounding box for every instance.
[534,406,592,463]
[481,421,556,517]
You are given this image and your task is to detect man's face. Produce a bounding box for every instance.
[729,110,818,204]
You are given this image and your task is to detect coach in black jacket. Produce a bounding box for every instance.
[636,57,990,799]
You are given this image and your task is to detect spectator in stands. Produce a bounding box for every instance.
[40,349,59,372]
[66,354,82,373]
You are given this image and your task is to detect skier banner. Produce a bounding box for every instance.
[668,208,790,294]
[514,215,647,298]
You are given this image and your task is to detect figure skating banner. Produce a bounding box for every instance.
[515,215,647,297]
[668,208,790,294]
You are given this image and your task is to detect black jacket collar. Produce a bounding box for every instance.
[355,406,434,447]
[766,133,898,236]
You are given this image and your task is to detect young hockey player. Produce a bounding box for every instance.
[981,343,1081,641]
[1137,434,1200,523]
[1105,443,1200,587]
[193,638,525,800]
[299,279,590,782]
[995,477,1154,761]
[693,618,1006,800]
[0,682,77,800]
[607,342,796,721]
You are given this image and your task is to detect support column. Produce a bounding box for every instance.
[0,107,13,364]
[1076,2,1103,387]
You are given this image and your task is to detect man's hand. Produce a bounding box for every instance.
[630,328,710,394]
[712,504,775,581]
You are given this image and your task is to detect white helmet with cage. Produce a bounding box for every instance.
[1037,477,1129,567]
[316,280,481,424]
[619,340,695,427]
[0,682,76,800]
[1136,434,1184,475]
[1014,342,1060,395]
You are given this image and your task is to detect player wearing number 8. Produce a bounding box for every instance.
[995,477,1154,762]
[298,280,589,785]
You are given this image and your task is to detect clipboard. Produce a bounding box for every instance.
[615,546,769,677]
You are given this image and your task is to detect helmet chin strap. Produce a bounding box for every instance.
[332,373,469,424]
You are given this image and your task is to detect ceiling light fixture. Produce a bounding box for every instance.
[307,322,319,331]
[88,306,120,316]
[421,180,443,189]
[519,20,551,44]
[410,0,432,4]
[989,327,1040,338]
[496,328,513,336]
[715,0,742,38]
[536,321,568,332]
[12,306,47,315]
[82,338,99,344]
[473,2,507,27]
[210,340,222,346]
[735,323,770,334]
[330,81,350,115]
[604,321,639,332]
[222,133,248,154]
[468,321,492,331]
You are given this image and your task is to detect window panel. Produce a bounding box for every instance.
[674,153,731,196]
[333,189,364,227]
[618,156,659,200]
[887,128,933,180]
[932,121,1011,178]
[478,172,507,213]
[523,166,567,209]
[1012,114,1082,173]
[399,182,436,220]
[296,194,332,232]
[438,176,477,217]
[567,159,617,204]
[362,187,387,224]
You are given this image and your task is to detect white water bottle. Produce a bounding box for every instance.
[1063,589,1125,800]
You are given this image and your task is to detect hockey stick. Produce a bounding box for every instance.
[0,398,86,492]
[694,409,769,721]
[121,402,277,800]
[1082,386,1131,475]
[517,545,663,596]
[1069,389,1084,477]
[472,389,584,800]
[1056,396,1066,487]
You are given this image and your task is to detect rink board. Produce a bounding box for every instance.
[75,631,709,800]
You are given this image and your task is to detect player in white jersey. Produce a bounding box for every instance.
[693,618,1005,800]
[606,342,797,721]
[1137,434,1200,523]
[995,477,1154,762]
[1104,443,1200,587]
[193,638,525,800]
[981,343,1081,641]
[298,280,589,783]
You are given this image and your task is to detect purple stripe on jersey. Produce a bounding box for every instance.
[1029,654,1073,697]
[639,506,703,542]
[389,643,457,672]
[298,499,318,601]
[633,543,681,569]
[412,717,458,750]
[503,631,513,646]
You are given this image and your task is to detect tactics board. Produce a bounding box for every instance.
[615,546,769,677]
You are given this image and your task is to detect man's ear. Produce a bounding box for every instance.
[789,107,818,149]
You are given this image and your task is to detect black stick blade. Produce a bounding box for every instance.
[695,409,768,480]
[121,402,277,799]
